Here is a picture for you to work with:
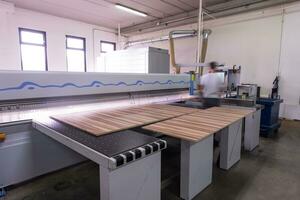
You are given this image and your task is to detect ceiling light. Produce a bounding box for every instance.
[115,4,147,17]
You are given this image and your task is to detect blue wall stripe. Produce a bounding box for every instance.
[0,80,189,92]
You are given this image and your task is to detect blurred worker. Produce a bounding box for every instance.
[198,61,224,107]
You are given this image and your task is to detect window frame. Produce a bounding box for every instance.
[66,35,87,72]
[100,40,116,53]
[18,27,48,71]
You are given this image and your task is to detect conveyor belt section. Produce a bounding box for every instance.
[109,140,167,169]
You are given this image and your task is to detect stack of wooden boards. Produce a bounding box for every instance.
[50,104,197,136]
[143,106,254,142]
[51,104,254,142]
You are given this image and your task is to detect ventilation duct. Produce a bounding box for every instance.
[169,29,212,74]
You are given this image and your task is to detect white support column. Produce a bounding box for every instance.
[196,0,203,64]
[220,119,243,170]
[99,152,161,200]
[244,109,261,151]
[180,135,214,200]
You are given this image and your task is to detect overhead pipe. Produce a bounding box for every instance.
[125,32,197,47]
[117,23,121,50]
[169,0,212,75]
[196,0,203,75]
[169,30,197,74]
[199,29,212,74]
[201,29,212,62]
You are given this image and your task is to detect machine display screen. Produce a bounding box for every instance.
[216,72,226,84]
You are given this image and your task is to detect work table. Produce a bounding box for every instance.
[0,102,195,125]
[143,107,253,142]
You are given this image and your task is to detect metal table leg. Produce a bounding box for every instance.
[220,119,243,170]
[99,152,161,200]
[180,135,214,200]
[244,109,261,151]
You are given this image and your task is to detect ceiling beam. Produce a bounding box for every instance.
[121,0,298,35]
[204,0,264,12]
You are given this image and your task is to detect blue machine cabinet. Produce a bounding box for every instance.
[256,98,283,137]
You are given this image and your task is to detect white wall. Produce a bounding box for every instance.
[128,16,283,96]
[206,16,282,95]
[0,5,118,72]
[280,11,300,119]
[128,3,300,120]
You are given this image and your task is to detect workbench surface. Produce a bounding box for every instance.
[35,117,159,157]
[143,107,248,142]
[51,104,198,136]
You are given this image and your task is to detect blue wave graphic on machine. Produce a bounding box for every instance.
[0,80,188,92]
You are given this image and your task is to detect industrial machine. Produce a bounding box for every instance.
[0,70,263,200]
[237,84,259,101]
[226,66,241,92]
[0,71,190,200]
[212,65,242,94]
[97,47,170,74]
[256,76,283,137]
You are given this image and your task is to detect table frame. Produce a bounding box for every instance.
[33,121,162,200]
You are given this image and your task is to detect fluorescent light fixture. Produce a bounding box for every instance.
[115,4,147,17]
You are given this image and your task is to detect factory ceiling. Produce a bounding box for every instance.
[4,0,299,35]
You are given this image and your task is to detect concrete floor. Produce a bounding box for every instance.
[3,120,300,200]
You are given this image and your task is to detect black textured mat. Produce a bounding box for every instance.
[36,118,158,157]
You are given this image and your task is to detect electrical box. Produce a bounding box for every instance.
[97,47,170,74]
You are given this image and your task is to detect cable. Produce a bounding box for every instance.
[277,1,286,76]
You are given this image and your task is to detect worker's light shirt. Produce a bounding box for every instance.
[200,73,224,97]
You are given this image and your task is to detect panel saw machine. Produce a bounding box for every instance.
[0,70,262,200]
[0,71,190,200]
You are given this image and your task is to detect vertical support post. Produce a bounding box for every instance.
[99,153,161,200]
[180,135,214,200]
[196,0,203,74]
[244,109,261,151]
[117,23,121,50]
[189,71,196,95]
[220,119,243,170]
[0,186,6,197]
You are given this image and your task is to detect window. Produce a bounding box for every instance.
[100,41,116,53]
[19,28,47,71]
[66,35,86,72]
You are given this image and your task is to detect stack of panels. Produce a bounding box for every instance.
[50,104,198,137]
[143,107,247,142]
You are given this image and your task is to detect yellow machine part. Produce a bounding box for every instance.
[169,36,180,74]
[0,132,6,142]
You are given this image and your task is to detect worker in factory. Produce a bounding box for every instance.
[198,61,224,107]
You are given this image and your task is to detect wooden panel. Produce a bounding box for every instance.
[143,107,249,142]
[143,113,222,142]
[50,104,198,137]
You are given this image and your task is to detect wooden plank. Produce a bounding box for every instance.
[143,111,228,142]
[142,107,249,142]
[144,123,203,142]
[187,112,236,124]
[50,104,199,137]
[207,107,254,117]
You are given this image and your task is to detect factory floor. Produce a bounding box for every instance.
[3,120,300,200]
